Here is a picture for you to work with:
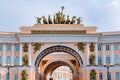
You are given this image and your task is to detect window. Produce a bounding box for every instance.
[0,56,2,65]
[116,72,120,80]
[114,55,119,64]
[99,72,103,80]
[98,45,102,51]
[6,73,9,80]
[106,45,110,51]
[14,73,18,80]
[0,45,2,51]
[106,55,110,64]
[6,56,10,64]
[109,72,111,80]
[16,46,20,52]
[114,44,119,50]
[15,56,19,65]
[98,56,102,65]
[7,45,11,51]
[0,73,1,80]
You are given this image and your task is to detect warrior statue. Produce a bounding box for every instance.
[77,17,82,24]
[36,17,41,24]
[42,16,48,24]
[61,15,65,24]
[57,11,62,24]
[48,15,52,24]
[59,12,64,24]
[70,16,76,24]
[66,15,71,24]
[53,15,58,24]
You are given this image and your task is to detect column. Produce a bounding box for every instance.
[102,43,106,65]
[29,43,32,66]
[2,42,6,66]
[73,73,79,80]
[86,43,90,65]
[111,43,114,65]
[19,43,22,65]
[95,42,98,65]
[11,43,14,66]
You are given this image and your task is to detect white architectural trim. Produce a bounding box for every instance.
[18,34,100,43]
[0,67,35,71]
[32,44,85,67]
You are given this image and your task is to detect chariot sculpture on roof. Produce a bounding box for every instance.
[36,6,82,24]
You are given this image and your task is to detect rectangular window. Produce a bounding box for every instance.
[16,46,20,52]
[6,56,10,64]
[98,45,102,51]
[7,45,11,51]
[106,55,110,64]
[14,73,18,80]
[99,72,103,80]
[6,73,9,80]
[116,72,120,80]
[106,45,110,51]
[0,73,1,80]
[114,55,119,64]
[98,56,102,65]
[0,45,2,51]
[109,72,111,80]
[0,56,2,65]
[15,56,19,65]
[114,44,119,50]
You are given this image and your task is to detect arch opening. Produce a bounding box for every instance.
[43,61,74,80]
[34,45,84,68]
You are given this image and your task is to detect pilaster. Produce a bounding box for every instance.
[102,43,106,65]
[2,43,6,66]
[11,43,14,66]
[86,43,90,65]
[95,42,98,65]
[29,43,32,66]
[20,43,22,65]
[111,43,114,65]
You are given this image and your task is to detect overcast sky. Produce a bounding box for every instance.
[0,0,120,32]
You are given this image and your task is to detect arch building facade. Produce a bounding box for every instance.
[0,24,120,80]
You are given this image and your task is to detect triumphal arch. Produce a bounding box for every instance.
[1,8,120,80]
[20,22,96,80]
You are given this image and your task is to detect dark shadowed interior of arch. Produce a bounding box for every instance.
[35,45,83,67]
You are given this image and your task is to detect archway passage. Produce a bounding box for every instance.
[34,45,84,80]
[44,61,74,80]
[35,45,84,67]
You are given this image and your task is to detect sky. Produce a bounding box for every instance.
[0,0,120,32]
